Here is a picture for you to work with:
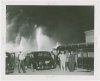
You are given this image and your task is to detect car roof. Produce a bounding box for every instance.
[30,51,50,53]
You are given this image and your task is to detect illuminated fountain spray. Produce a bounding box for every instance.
[36,27,42,51]
[36,26,56,51]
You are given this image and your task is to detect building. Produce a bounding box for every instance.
[84,29,94,58]
[56,29,94,70]
[84,30,94,43]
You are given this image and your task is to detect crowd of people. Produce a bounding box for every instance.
[6,50,77,74]
[53,50,77,72]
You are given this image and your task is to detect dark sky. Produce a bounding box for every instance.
[6,5,94,45]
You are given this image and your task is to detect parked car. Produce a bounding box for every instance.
[6,52,15,74]
[30,51,56,70]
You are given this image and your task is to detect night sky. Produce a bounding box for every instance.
[6,6,94,45]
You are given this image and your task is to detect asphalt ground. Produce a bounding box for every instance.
[8,65,94,75]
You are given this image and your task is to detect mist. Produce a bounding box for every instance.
[6,15,57,52]
[6,6,94,52]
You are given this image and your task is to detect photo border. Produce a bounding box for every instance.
[0,0,100,81]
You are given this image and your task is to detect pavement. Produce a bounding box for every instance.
[8,65,94,75]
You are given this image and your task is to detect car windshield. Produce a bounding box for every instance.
[37,52,51,57]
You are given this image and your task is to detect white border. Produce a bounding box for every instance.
[0,0,100,81]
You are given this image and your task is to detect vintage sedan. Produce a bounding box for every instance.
[6,52,15,74]
[30,51,56,70]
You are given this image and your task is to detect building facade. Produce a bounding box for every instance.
[85,30,94,43]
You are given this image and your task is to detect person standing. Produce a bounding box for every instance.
[68,51,75,72]
[58,51,66,72]
[65,50,70,71]
[51,51,56,67]
[18,51,26,73]
[30,54,36,72]
[10,53,15,72]
[75,53,78,70]
[51,51,55,60]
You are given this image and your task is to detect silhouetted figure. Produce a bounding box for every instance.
[25,54,30,69]
[30,54,36,72]
[68,51,75,72]
[65,50,70,71]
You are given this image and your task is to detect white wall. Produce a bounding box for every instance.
[85,30,94,43]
